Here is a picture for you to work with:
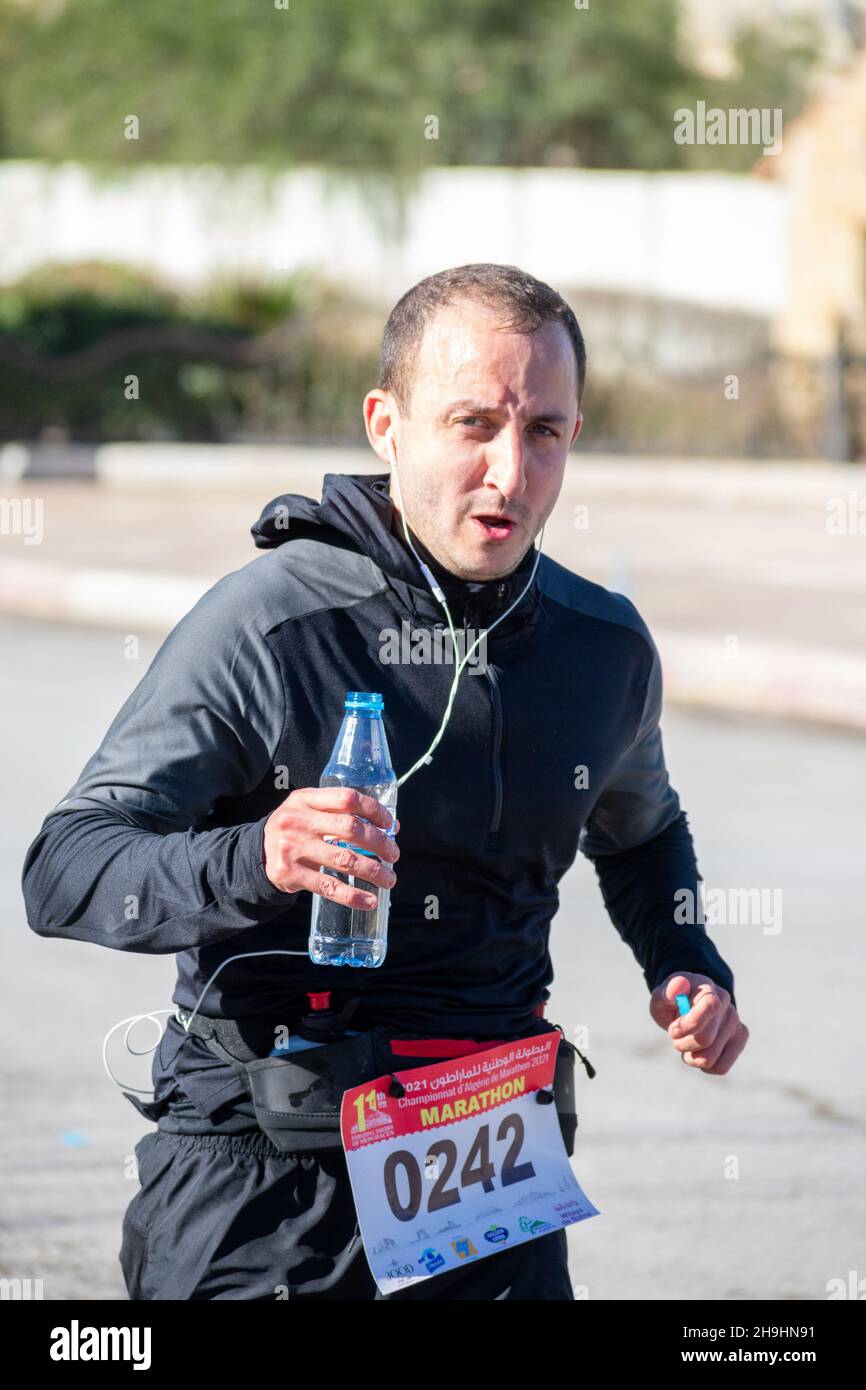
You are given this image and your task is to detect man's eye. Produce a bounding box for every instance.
[459,417,556,435]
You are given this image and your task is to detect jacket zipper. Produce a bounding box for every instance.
[485,662,504,850]
[463,590,508,851]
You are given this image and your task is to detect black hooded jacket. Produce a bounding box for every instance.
[22,471,735,1048]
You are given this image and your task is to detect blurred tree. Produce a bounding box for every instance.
[0,0,822,172]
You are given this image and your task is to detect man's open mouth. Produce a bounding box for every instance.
[472,515,516,541]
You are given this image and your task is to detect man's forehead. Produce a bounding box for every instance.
[415,305,574,400]
[415,302,502,371]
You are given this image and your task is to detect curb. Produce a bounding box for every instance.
[3,441,865,511]
[657,630,866,733]
[0,558,208,633]
[2,556,864,733]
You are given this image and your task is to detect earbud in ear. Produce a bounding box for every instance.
[385,427,397,470]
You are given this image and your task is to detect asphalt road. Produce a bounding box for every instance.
[2,616,864,1301]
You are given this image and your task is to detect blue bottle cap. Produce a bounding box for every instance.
[344,691,384,711]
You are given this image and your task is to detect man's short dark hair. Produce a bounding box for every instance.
[378,262,586,417]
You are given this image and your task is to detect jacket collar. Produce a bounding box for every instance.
[251,470,541,631]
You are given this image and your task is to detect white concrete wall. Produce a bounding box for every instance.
[0,160,788,315]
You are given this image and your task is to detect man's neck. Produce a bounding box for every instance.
[389,508,507,593]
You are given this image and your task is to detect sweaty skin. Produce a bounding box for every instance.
[364,299,583,583]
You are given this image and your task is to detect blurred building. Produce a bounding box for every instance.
[681,0,865,76]
[755,40,866,358]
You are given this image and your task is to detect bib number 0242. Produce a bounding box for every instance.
[383,1111,534,1222]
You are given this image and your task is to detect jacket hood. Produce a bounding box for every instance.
[250,470,541,629]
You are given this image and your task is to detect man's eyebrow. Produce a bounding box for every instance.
[442,399,570,423]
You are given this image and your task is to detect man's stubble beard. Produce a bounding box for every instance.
[390,475,542,582]
[437,516,538,582]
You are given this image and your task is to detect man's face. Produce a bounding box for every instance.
[366,298,583,581]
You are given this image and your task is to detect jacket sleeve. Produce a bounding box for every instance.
[21,572,296,954]
[579,614,737,1008]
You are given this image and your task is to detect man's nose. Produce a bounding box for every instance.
[483,428,528,500]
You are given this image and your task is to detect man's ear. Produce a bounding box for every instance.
[363,388,396,466]
[571,411,583,446]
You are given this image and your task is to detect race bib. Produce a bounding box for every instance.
[340,1033,599,1295]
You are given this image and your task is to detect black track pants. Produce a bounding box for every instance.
[120,1127,575,1301]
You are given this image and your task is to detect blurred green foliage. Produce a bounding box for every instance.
[0,0,823,173]
[0,262,380,442]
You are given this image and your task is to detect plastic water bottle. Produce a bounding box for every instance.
[308,691,397,968]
